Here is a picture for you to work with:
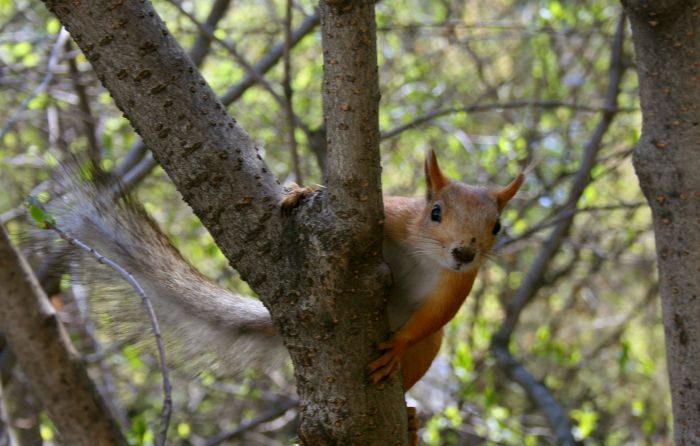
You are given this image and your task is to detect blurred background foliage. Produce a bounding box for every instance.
[0,0,668,444]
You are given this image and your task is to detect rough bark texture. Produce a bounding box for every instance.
[0,226,127,446]
[280,2,408,443]
[622,2,700,444]
[41,0,407,443]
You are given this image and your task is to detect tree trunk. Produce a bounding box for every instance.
[0,225,127,446]
[40,0,407,443]
[622,2,700,443]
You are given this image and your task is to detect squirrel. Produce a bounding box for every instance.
[368,150,522,389]
[282,150,523,390]
[43,150,522,389]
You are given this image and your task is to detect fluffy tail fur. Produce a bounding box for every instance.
[43,172,284,374]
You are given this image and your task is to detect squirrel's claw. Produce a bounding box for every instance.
[368,337,407,384]
[369,352,400,383]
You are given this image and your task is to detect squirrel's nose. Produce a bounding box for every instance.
[452,246,476,264]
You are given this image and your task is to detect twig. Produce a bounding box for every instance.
[0,28,70,141]
[45,222,172,446]
[494,201,646,251]
[283,0,303,184]
[220,10,319,105]
[381,100,637,141]
[188,0,232,67]
[65,39,102,172]
[204,398,298,446]
[493,14,627,344]
[167,0,287,108]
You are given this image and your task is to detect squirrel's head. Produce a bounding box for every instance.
[410,150,523,273]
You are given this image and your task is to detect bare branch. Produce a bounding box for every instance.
[381,100,637,141]
[203,398,298,446]
[65,39,102,171]
[45,221,172,446]
[283,0,302,184]
[166,0,288,110]
[188,0,232,67]
[495,201,646,251]
[219,11,320,105]
[493,15,627,344]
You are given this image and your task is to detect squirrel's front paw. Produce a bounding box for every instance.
[280,183,316,214]
[368,337,408,384]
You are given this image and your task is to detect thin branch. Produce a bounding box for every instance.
[381,100,637,141]
[203,398,298,446]
[45,222,172,446]
[167,0,287,108]
[188,0,232,67]
[219,10,320,105]
[494,201,646,251]
[283,0,302,183]
[0,28,70,141]
[65,39,102,171]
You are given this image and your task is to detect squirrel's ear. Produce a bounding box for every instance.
[425,149,448,200]
[494,173,524,211]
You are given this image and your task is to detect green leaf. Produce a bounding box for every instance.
[26,195,55,226]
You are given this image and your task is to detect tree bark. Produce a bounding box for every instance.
[0,225,127,446]
[41,0,407,443]
[622,2,700,444]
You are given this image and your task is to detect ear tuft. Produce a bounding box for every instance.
[424,149,448,199]
[494,173,524,211]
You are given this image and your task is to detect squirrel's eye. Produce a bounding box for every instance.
[431,203,442,222]
[492,220,502,235]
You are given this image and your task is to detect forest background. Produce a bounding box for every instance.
[0,0,669,445]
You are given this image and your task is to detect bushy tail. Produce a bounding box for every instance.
[44,172,284,374]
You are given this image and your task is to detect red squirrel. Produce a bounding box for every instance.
[368,150,523,390]
[285,150,524,390]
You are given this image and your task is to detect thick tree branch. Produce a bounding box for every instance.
[270,1,407,443]
[0,225,127,446]
[322,3,383,228]
[622,1,700,442]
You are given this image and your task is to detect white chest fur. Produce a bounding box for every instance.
[383,237,443,331]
